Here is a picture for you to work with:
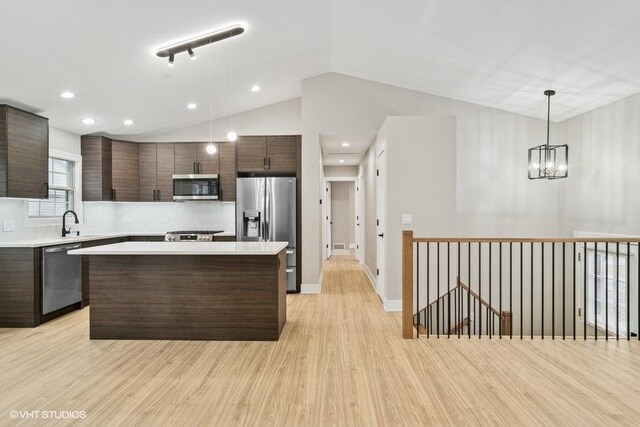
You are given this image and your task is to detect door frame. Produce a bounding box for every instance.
[375,145,386,299]
[322,176,359,260]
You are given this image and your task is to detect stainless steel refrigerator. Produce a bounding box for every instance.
[237,177,297,292]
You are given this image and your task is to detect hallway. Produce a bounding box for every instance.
[1,256,639,425]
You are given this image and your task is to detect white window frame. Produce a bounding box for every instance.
[25,149,83,227]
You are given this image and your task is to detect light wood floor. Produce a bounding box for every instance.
[1,256,639,426]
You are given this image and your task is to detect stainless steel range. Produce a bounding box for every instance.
[165,230,224,242]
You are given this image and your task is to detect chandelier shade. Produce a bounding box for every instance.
[528,90,568,180]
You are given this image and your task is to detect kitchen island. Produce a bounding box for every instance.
[69,241,287,341]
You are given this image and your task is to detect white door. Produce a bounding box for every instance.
[376,151,386,297]
[324,182,332,259]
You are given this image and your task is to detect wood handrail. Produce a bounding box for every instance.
[411,237,640,243]
[413,286,458,315]
[457,278,502,318]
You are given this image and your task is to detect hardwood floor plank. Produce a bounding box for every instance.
[0,255,639,426]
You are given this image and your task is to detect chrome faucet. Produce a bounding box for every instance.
[61,210,79,237]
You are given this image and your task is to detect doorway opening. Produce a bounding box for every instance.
[323,176,361,262]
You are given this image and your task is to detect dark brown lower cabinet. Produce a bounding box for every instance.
[0,248,40,327]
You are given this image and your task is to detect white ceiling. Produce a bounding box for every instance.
[320,134,376,166]
[2,0,640,137]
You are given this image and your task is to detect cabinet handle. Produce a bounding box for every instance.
[156,189,160,201]
[193,162,197,174]
[198,162,201,174]
[153,189,157,201]
[264,157,267,169]
[113,189,116,200]
[44,182,49,198]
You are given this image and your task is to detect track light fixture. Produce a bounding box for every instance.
[155,25,245,64]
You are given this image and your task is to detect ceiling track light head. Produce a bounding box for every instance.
[188,48,196,60]
[155,25,245,58]
[168,53,175,67]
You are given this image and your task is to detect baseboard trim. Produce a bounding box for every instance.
[301,284,321,294]
[362,264,377,291]
[382,299,401,312]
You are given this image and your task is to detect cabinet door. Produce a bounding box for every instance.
[266,136,297,173]
[174,143,198,174]
[5,107,49,199]
[156,143,175,202]
[138,144,157,202]
[196,143,220,174]
[237,136,267,172]
[81,136,109,201]
[111,141,139,201]
[219,142,236,201]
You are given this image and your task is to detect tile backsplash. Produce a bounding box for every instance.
[84,201,236,234]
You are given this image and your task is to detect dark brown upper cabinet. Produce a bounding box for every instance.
[111,141,139,201]
[139,143,175,202]
[196,143,219,174]
[219,142,236,202]
[156,144,175,202]
[174,142,219,174]
[174,143,198,174]
[266,136,297,172]
[81,136,139,201]
[81,136,112,201]
[237,136,267,172]
[0,105,49,199]
[237,135,297,173]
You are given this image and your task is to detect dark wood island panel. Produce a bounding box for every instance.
[87,251,286,341]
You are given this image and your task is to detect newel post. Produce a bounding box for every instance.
[402,230,414,339]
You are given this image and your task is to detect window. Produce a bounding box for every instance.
[28,157,75,218]
[586,247,628,336]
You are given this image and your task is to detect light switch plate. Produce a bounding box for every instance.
[2,220,15,232]
[160,216,170,224]
[402,214,413,225]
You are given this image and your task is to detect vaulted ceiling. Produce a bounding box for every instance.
[2,0,640,137]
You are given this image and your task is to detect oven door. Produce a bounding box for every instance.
[173,174,219,200]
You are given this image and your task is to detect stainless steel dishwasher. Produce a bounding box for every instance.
[42,244,82,315]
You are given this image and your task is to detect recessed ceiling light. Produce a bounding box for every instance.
[251,85,261,92]
[81,118,96,125]
[341,142,350,147]
[60,91,75,99]
[123,119,134,126]
[187,103,197,110]
[338,159,345,163]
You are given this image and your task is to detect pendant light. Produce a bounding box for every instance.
[227,49,237,142]
[528,90,568,180]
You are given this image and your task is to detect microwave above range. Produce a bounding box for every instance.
[173,174,219,200]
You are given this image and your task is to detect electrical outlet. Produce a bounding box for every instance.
[2,220,15,232]
[85,216,95,227]
[122,217,131,224]
[160,216,170,224]
[402,214,413,225]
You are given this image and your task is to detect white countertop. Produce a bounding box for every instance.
[68,241,288,256]
[0,231,236,248]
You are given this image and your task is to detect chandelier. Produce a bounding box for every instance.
[528,90,568,180]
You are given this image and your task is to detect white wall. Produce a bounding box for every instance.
[0,127,81,242]
[133,98,301,143]
[557,92,640,236]
[330,181,355,249]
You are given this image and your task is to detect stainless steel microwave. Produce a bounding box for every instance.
[172,174,219,200]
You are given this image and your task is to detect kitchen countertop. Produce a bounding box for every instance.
[69,241,288,256]
[0,231,236,248]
